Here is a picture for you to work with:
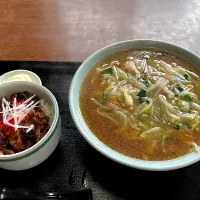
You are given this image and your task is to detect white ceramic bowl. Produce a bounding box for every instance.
[0,69,42,85]
[0,81,61,170]
[69,40,200,171]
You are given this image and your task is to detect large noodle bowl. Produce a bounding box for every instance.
[80,49,200,161]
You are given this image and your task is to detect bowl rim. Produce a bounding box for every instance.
[0,81,59,162]
[69,39,200,171]
[0,69,42,85]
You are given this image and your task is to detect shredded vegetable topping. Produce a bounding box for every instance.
[1,95,40,133]
[90,53,200,154]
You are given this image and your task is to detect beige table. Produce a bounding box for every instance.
[0,0,200,62]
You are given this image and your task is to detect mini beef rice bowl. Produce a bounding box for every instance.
[80,49,200,161]
[0,91,52,155]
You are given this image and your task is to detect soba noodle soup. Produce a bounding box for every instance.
[80,49,200,161]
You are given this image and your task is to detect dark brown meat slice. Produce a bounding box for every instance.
[23,91,31,99]
[24,110,49,142]
[21,117,42,142]
[10,93,18,103]
[33,96,40,103]
[35,126,41,142]
[40,127,49,139]
[35,110,49,126]
[0,132,8,147]
[39,117,49,127]
[16,93,27,103]
[24,140,33,149]
[11,91,33,103]
[29,117,42,142]
[26,110,35,120]
[9,130,25,152]
[36,113,49,141]
[0,147,14,155]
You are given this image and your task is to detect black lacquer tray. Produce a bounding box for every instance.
[0,61,200,200]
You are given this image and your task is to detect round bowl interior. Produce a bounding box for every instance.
[69,40,200,171]
[0,81,59,161]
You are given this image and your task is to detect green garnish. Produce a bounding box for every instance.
[127,73,132,80]
[137,89,146,98]
[100,67,113,75]
[103,93,108,103]
[137,89,147,102]
[175,124,180,130]
[184,94,193,101]
[183,73,189,80]
[177,86,184,92]
[138,122,149,130]
[143,81,150,87]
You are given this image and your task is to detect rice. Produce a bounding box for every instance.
[40,99,54,126]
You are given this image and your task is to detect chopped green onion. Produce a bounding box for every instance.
[175,124,180,130]
[184,94,193,101]
[138,122,149,130]
[118,70,128,80]
[183,73,189,80]
[177,86,184,92]
[137,89,146,98]
[127,73,132,80]
[137,89,147,103]
[103,93,108,103]
[100,67,113,75]
[143,81,150,87]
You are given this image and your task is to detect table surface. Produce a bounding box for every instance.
[0,0,200,62]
